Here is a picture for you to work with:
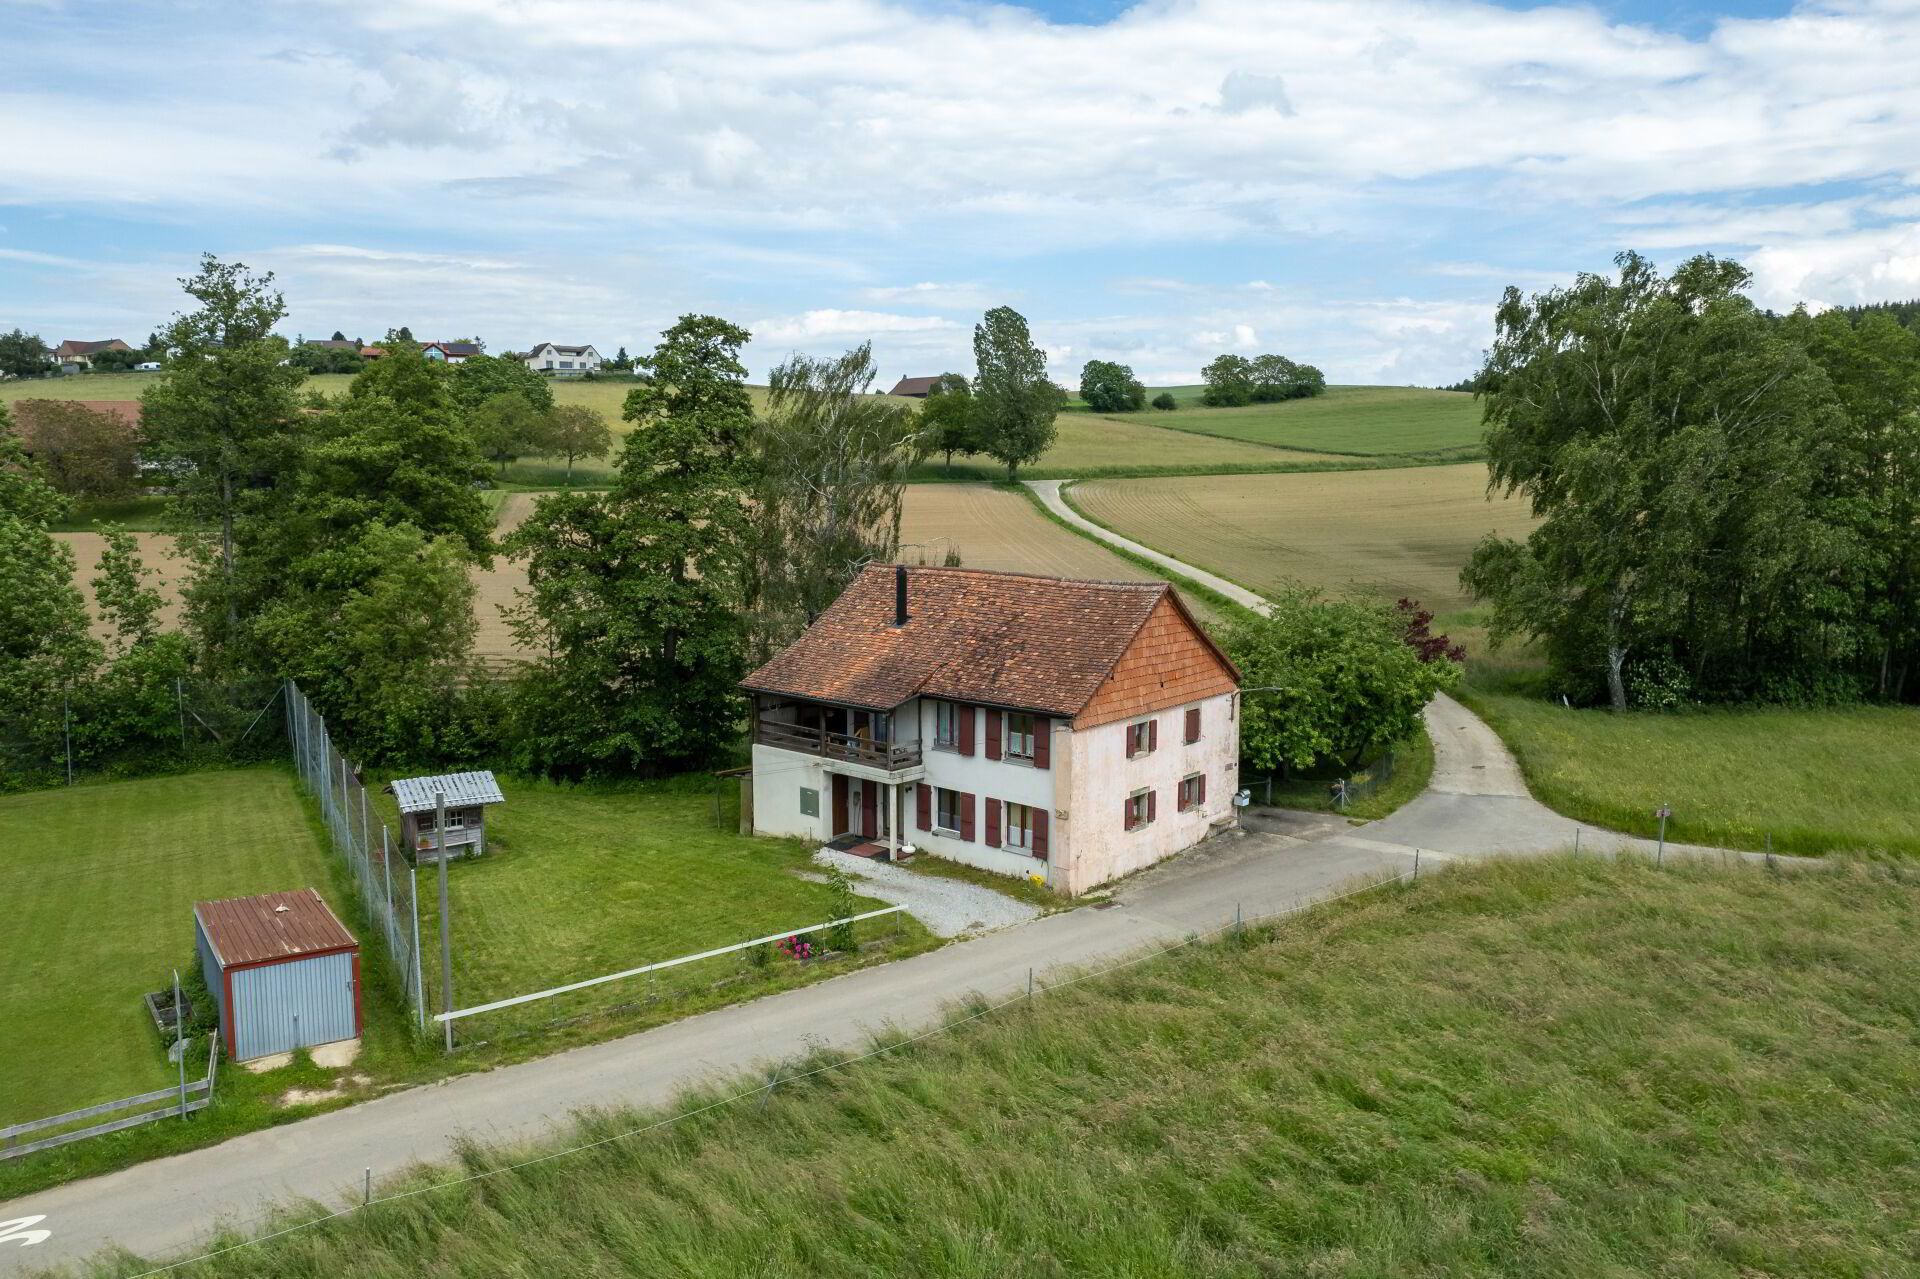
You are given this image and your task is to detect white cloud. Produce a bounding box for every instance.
[752,309,957,342]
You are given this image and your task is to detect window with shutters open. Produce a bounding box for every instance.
[1125,788,1153,831]
[934,701,958,750]
[1004,801,1033,849]
[935,787,962,835]
[1179,773,1205,812]
[1006,712,1035,760]
[1127,720,1155,758]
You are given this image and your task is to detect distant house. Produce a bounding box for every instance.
[887,376,941,398]
[359,346,387,360]
[53,339,133,373]
[524,342,602,376]
[743,565,1242,895]
[421,341,482,364]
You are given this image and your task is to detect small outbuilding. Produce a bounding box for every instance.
[389,770,506,861]
[194,889,361,1063]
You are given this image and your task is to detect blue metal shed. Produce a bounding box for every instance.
[194,889,361,1062]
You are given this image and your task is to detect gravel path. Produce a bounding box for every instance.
[811,850,1043,938]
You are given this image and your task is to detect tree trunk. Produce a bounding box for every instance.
[1606,645,1628,712]
[220,471,236,631]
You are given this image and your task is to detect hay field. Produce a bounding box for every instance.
[1070,463,1537,613]
[57,531,190,642]
[1091,385,1483,457]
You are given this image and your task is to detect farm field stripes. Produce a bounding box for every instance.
[0,770,340,1118]
[1091,385,1483,457]
[1069,464,1537,614]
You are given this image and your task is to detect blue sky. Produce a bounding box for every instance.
[5,0,1919,387]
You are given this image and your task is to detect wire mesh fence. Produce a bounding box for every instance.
[1330,749,1396,810]
[285,681,427,1030]
[0,675,285,790]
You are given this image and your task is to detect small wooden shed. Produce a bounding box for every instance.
[389,770,506,861]
[194,889,361,1063]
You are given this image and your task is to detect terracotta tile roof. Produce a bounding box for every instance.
[55,339,132,359]
[195,889,357,968]
[888,376,940,397]
[742,565,1237,718]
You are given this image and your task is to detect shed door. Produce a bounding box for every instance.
[229,951,359,1061]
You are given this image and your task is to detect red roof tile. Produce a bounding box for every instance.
[742,565,1237,718]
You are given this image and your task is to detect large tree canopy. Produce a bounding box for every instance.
[1079,359,1146,413]
[1462,251,1882,710]
[972,307,1059,481]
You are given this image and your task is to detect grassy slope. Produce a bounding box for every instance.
[0,769,341,1117]
[1083,384,1484,457]
[119,857,1920,1278]
[378,777,933,1040]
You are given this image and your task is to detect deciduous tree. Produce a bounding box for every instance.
[1079,360,1146,413]
[1200,353,1254,406]
[0,329,51,380]
[920,372,979,472]
[13,400,140,499]
[91,524,166,654]
[537,403,614,485]
[972,306,1059,481]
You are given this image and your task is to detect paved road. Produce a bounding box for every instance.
[1026,479,1274,615]
[1,497,1767,1275]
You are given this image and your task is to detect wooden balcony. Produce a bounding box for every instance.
[756,719,923,771]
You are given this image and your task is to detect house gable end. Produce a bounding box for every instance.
[1073,594,1239,730]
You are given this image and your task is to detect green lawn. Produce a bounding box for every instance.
[123,856,1920,1278]
[1259,730,1435,820]
[384,777,932,1040]
[1094,384,1484,457]
[0,768,342,1118]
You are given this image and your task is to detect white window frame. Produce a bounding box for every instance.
[1006,712,1035,761]
[1004,801,1032,849]
[1126,788,1152,831]
[445,808,468,830]
[1179,773,1203,812]
[1127,721,1152,758]
[934,701,958,750]
[935,787,962,835]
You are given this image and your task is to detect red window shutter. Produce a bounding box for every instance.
[1147,789,1157,822]
[959,704,975,756]
[916,783,931,831]
[1147,719,1158,752]
[1185,707,1200,743]
[1032,809,1049,859]
[985,709,1003,761]
[985,798,1002,848]
[1122,796,1133,830]
[1033,717,1050,770]
[1198,774,1207,805]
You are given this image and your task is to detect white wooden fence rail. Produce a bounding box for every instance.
[435,905,908,1024]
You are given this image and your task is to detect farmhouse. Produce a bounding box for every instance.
[194,888,361,1062]
[421,341,481,364]
[388,770,505,861]
[524,342,602,375]
[887,375,940,397]
[744,565,1241,895]
[53,338,132,372]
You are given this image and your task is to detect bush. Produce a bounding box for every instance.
[1627,655,1695,710]
[1151,392,1177,411]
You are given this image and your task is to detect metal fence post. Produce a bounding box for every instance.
[410,866,426,1031]
[176,677,188,752]
[437,791,453,1052]
[174,969,186,1119]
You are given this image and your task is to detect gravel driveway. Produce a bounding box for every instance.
[811,849,1044,938]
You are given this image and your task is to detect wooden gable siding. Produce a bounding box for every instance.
[1073,595,1237,730]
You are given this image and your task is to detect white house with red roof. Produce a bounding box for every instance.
[742,564,1242,895]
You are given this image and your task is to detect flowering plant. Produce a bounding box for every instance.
[778,934,815,961]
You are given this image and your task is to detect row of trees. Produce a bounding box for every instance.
[1201,352,1326,406]
[1465,252,1920,709]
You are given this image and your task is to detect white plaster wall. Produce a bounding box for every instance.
[907,700,1060,887]
[1061,693,1239,895]
[750,743,830,842]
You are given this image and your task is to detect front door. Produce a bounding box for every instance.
[859,780,878,839]
[831,774,850,836]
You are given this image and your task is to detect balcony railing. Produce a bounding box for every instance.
[756,719,923,771]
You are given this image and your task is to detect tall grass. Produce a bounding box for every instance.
[97,856,1920,1278]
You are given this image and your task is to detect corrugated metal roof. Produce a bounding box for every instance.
[195,889,356,968]
[388,770,505,815]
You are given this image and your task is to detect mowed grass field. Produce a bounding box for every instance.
[121,856,1920,1279]
[1070,463,1537,613]
[1079,384,1484,457]
[0,769,340,1118]
[375,778,932,1041]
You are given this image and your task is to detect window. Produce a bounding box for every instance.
[936,787,963,833]
[445,808,468,830]
[1179,773,1206,812]
[1184,706,1202,744]
[1004,801,1033,849]
[559,360,574,369]
[799,787,820,818]
[934,701,959,749]
[1127,719,1156,758]
[1006,712,1035,760]
[1125,788,1153,831]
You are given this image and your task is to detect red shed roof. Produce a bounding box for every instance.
[195,888,357,968]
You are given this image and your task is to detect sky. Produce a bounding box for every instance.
[5,0,1920,388]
